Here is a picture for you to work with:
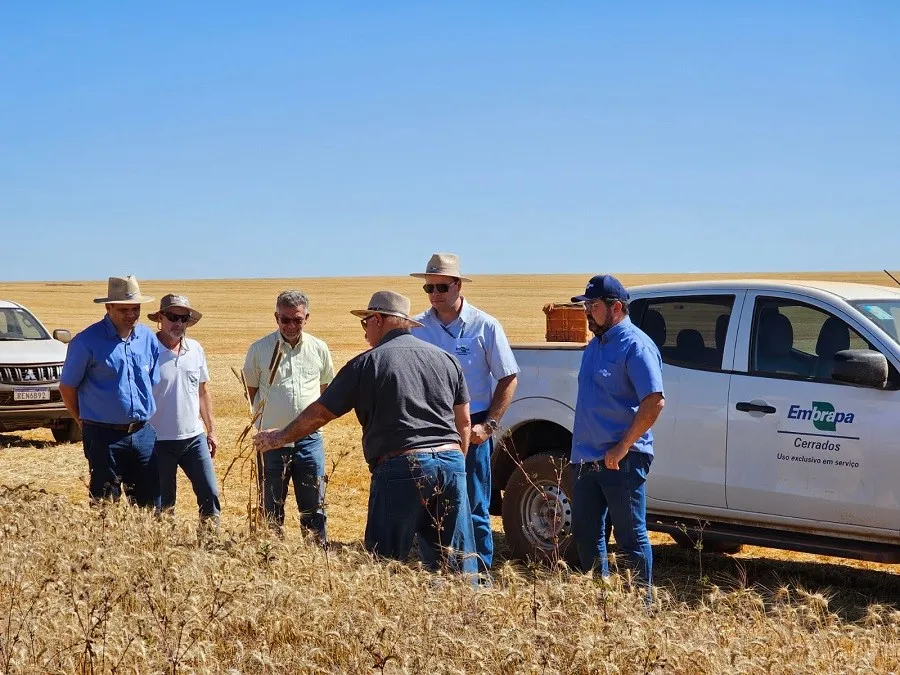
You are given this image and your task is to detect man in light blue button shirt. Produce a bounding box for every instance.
[411,253,519,574]
[570,274,665,597]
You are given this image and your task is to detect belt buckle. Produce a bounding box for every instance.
[127,422,141,434]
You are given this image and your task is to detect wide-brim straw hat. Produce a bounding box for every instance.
[93,275,154,304]
[409,252,473,282]
[147,294,202,328]
[350,290,424,328]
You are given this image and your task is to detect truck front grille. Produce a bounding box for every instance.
[0,365,63,385]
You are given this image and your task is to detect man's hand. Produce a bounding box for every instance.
[470,423,491,446]
[207,433,218,458]
[253,429,285,454]
[604,443,630,471]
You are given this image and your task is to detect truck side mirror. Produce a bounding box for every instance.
[832,349,888,388]
[52,329,71,344]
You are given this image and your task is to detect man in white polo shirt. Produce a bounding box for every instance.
[243,290,334,542]
[149,294,221,523]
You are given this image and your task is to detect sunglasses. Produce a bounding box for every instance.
[360,314,378,328]
[278,315,306,326]
[423,282,457,294]
[161,311,191,323]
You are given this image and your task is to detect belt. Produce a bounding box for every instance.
[376,443,462,466]
[82,420,147,434]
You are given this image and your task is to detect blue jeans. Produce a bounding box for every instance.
[572,451,653,588]
[418,436,493,573]
[82,422,160,509]
[366,450,478,575]
[257,432,326,541]
[156,433,221,520]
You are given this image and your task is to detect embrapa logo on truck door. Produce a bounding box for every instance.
[787,401,855,432]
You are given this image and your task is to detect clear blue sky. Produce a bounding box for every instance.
[1,2,898,281]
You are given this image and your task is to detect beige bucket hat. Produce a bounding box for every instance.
[350,291,424,328]
[93,275,154,304]
[409,253,473,282]
[147,294,202,327]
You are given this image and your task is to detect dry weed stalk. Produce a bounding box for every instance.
[222,342,283,532]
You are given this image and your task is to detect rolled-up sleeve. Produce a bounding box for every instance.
[242,346,260,388]
[626,345,665,401]
[485,320,519,380]
[61,336,90,388]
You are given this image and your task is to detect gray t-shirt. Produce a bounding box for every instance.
[319,329,469,469]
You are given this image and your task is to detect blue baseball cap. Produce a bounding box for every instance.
[571,274,630,304]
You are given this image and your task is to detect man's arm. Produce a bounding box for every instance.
[198,381,218,457]
[604,393,665,470]
[58,384,81,428]
[472,373,518,444]
[454,402,471,456]
[253,401,338,453]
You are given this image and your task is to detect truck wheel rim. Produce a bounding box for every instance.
[520,481,572,551]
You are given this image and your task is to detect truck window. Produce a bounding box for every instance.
[637,295,735,371]
[751,298,869,381]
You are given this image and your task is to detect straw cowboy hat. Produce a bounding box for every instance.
[409,253,473,283]
[93,275,154,304]
[350,291,424,328]
[147,294,203,328]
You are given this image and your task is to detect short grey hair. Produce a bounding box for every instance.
[276,290,309,311]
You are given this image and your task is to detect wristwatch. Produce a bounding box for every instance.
[484,417,500,434]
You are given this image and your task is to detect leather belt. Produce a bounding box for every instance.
[377,443,462,466]
[82,420,147,434]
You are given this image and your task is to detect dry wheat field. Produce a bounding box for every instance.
[1,272,899,673]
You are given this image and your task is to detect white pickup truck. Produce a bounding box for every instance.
[494,279,900,565]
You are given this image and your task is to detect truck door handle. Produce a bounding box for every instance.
[736,401,776,414]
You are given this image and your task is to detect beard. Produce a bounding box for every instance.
[587,313,614,337]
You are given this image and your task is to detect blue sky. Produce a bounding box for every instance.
[1,2,897,281]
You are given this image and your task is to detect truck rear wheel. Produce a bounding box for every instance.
[501,452,580,567]
[52,420,82,444]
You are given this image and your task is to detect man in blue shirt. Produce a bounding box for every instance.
[410,253,519,574]
[570,275,665,593]
[60,275,162,508]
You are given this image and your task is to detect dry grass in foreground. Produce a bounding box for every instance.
[2,486,900,674]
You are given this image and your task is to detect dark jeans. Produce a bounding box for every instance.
[257,432,326,541]
[156,433,221,520]
[572,451,653,589]
[366,449,477,575]
[82,422,160,509]
[418,435,494,573]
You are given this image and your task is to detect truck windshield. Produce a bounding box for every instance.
[0,308,50,340]
[852,301,900,346]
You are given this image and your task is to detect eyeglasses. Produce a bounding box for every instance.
[278,315,306,326]
[423,282,457,294]
[360,314,378,328]
[161,312,191,323]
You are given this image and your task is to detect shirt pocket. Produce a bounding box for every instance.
[185,368,201,392]
[452,337,484,370]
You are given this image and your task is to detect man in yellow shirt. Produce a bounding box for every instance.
[242,290,334,542]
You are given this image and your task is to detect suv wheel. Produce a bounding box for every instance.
[501,452,580,566]
[52,420,82,444]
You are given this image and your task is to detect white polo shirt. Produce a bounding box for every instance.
[150,337,210,441]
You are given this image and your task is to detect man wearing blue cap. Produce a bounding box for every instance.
[570,274,665,596]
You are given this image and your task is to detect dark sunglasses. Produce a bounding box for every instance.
[278,315,306,326]
[161,311,191,323]
[423,282,457,294]
[360,314,378,328]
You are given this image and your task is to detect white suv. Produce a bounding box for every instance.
[0,300,79,443]
[496,280,900,565]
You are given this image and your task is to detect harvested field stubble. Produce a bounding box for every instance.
[1,273,900,672]
[3,486,900,674]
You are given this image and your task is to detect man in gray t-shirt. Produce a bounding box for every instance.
[254,291,477,574]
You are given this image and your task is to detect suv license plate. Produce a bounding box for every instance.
[13,388,50,402]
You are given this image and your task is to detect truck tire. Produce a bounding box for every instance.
[52,420,82,444]
[501,452,580,567]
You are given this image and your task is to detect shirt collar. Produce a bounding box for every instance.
[600,316,632,344]
[378,328,410,346]
[279,331,303,350]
